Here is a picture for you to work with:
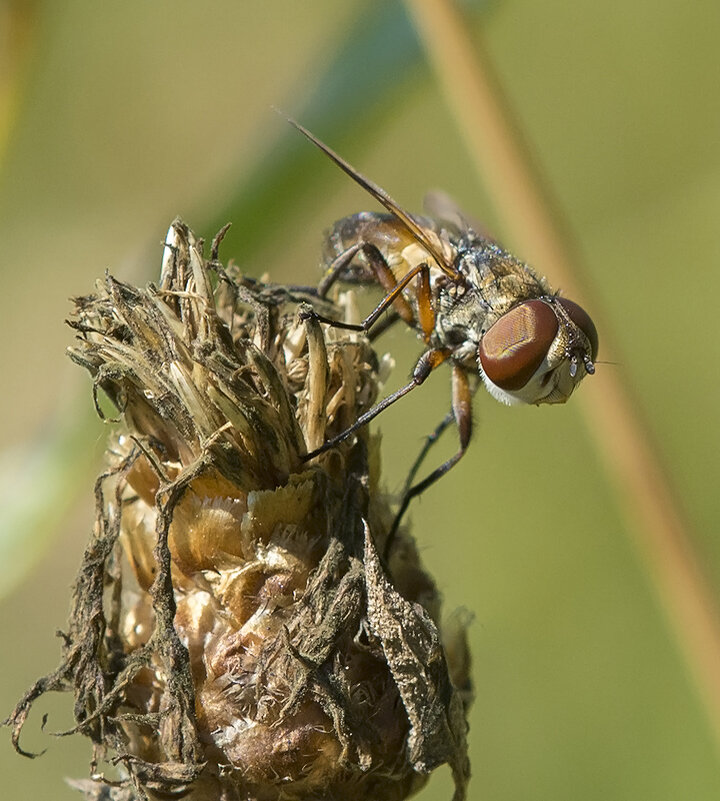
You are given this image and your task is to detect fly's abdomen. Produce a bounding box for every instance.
[321,212,427,286]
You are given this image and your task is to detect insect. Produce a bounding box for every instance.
[292,121,598,523]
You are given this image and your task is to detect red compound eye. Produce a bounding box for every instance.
[479,300,558,391]
[556,298,599,361]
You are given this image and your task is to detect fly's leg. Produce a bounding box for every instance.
[312,242,436,341]
[303,347,451,460]
[368,309,400,343]
[301,241,439,458]
[318,243,414,326]
[385,365,473,558]
[402,409,456,493]
[300,260,431,340]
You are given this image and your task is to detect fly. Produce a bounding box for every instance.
[291,121,598,532]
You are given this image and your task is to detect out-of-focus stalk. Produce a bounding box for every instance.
[405,0,720,756]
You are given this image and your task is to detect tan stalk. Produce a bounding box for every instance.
[0,1,39,167]
[404,0,720,756]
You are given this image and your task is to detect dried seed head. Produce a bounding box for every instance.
[7,220,471,800]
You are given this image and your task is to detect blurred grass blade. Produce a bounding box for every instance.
[204,0,490,262]
[0,392,101,600]
[0,2,493,597]
[0,1,40,169]
[404,0,720,757]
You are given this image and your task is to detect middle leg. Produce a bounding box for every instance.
[385,364,473,557]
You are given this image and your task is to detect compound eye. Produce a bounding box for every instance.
[556,298,599,360]
[479,300,558,391]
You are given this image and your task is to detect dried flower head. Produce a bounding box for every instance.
[6,220,471,800]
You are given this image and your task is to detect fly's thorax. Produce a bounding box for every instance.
[477,295,598,406]
[457,240,551,313]
[428,241,550,369]
[431,283,491,369]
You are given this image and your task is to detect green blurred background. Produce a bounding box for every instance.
[1,2,719,799]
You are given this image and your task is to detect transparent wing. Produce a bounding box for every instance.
[423,189,497,244]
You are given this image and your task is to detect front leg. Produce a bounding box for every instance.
[303,347,451,460]
[315,242,435,341]
[319,242,414,326]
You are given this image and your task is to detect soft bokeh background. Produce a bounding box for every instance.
[1,2,719,799]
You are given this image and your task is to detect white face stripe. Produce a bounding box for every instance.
[480,371,525,406]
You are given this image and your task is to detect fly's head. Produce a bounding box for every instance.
[477,297,598,406]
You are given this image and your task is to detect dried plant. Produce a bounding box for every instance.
[6,220,471,801]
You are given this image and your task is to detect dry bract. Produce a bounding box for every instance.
[7,220,471,800]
